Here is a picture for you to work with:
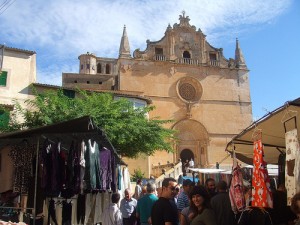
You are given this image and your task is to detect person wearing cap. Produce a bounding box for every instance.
[177,179,194,216]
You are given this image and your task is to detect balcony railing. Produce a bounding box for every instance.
[175,58,199,65]
[210,60,220,67]
[153,54,166,61]
[152,56,220,67]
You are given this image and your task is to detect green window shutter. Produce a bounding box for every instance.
[0,110,10,128]
[0,71,8,86]
[63,89,75,98]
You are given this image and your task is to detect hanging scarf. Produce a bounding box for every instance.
[285,128,300,205]
[229,151,246,213]
[251,139,273,208]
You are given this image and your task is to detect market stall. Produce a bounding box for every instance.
[0,116,128,225]
[225,97,300,205]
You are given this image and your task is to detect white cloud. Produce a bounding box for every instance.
[0,0,292,85]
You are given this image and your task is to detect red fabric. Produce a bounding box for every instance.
[229,154,245,213]
[251,139,273,208]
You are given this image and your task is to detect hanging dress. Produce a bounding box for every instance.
[285,128,300,205]
[84,139,101,191]
[99,147,112,190]
[251,139,273,208]
[9,141,35,193]
[229,152,246,213]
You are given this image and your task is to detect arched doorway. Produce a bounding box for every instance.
[173,119,209,168]
[180,149,194,164]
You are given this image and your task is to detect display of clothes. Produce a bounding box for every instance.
[39,138,118,198]
[251,139,273,208]
[1,118,128,225]
[285,128,300,205]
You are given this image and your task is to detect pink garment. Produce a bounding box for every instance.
[229,160,245,214]
[251,139,273,208]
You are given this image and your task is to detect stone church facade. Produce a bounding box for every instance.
[62,13,252,177]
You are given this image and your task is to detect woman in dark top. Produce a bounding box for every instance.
[180,185,216,225]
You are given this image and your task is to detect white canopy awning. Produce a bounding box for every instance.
[225,97,300,165]
[188,168,231,174]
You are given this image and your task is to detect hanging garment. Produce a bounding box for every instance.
[71,195,78,225]
[50,142,60,196]
[229,153,246,214]
[55,200,62,225]
[41,139,51,189]
[93,192,103,224]
[47,199,58,225]
[251,139,273,208]
[79,140,86,193]
[99,147,112,190]
[76,194,85,225]
[9,141,35,193]
[41,141,61,197]
[285,128,300,205]
[27,176,44,215]
[122,167,131,191]
[84,140,101,191]
[62,200,72,225]
[84,193,96,225]
[117,165,123,191]
[65,140,81,195]
[111,155,117,193]
[278,153,286,186]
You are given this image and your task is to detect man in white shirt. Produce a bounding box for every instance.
[134,179,142,200]
[188,158,194,168]
[120,188,138,225]
[102,193,123,225]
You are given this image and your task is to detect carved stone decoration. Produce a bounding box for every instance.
[179,11,191,27]
[120,64,132,73]
[176,77,202,118]
[176,77,202,104]
[186,102,193,118]
[133,48,147,59]
[169,67,177,76]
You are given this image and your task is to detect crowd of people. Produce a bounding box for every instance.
[102,177,300,225]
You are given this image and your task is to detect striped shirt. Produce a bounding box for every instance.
[177,191,189,211]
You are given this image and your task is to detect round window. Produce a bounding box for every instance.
[176,77,202,103]
[179,83,196,101]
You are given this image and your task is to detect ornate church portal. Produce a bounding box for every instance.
[173,119,209,168]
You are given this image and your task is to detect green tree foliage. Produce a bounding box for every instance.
[131,168,145,182]
[1,89,176,158]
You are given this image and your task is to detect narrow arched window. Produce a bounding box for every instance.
[106,64,110,74]
[97,63,102,73]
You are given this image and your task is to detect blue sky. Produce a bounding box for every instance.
[0,0,299,119]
